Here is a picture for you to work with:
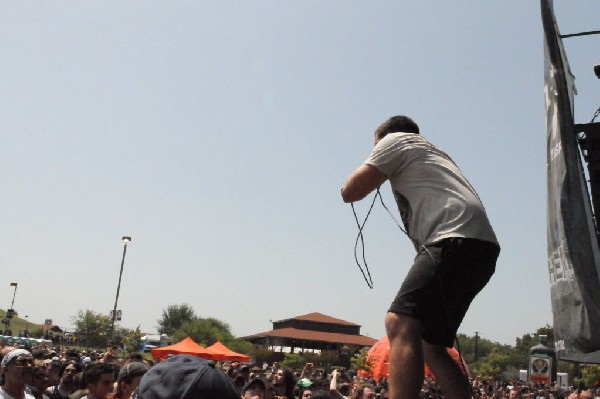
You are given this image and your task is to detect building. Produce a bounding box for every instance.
[242,312,377,354]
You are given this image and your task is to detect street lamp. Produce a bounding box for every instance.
[25,315,29,337]
[110,236,131,342]
[4,283,18,336]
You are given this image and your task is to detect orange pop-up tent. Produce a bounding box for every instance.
[367,336,469,381]
[205,341,250,362]
[151,337,216,361]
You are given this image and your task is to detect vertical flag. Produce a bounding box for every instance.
[542,0,600,362]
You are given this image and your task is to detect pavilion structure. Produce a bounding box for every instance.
[242,312,377,354]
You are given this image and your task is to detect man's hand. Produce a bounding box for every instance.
[341,164,387,203]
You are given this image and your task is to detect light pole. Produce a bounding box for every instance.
[25,315,29,337]
[4,282,18,336]
[110,236,131,342]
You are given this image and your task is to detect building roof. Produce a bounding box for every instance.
[243,327,377,347]
[274,312,360,327]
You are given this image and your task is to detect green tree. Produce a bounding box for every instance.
[281,353,306,370]
[226,338,252,354]
[119,326,144,353]
[72,310,112,349]
[173,317,234,346]
[351,347,372,373]
[470,348,510,379]
[579,364,600,388]
[157,304,196,336]
[30,328,45,339]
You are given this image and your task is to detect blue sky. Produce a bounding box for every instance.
[1,2,599,346]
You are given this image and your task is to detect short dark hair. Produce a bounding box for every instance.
[84,363,114,387]
[59,361,82,377]
[374,115,419,141]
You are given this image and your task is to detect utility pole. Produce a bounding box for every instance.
[474,331,479,361]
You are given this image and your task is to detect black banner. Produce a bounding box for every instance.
[542,0,600,362]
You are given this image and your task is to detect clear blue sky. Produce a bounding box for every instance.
[1,2,598,346]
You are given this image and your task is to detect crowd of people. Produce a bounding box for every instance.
[0,343,597,399]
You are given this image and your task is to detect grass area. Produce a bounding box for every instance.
[0,308,44,336]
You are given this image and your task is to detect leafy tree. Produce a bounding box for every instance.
[173,317,234,346]
[247,347,284,366]
[470,348,510,379]
[456,333,496,364]
[30,328,45,339]
[226,338,252,354]
[579,364,600,388]
[157,304,196,335]
[119,326,144,352]
[351,347,372,373]
[281,353,305,370]
[72,309,111,349]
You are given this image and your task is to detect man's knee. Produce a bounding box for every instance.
[385,312,423,340]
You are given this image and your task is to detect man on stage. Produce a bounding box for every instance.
[341,115,500,399]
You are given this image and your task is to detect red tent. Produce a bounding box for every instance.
[367,336,470,381]
[151,337,216,361]
[205,341,250,362]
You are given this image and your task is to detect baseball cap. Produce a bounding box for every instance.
[1,349,32,367]
[297,378,313,388]
[118,362,149,382]
[137,355,239,399]
[243,378,266,394]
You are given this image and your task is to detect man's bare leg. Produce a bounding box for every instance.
[385,312,424,399]
[423,341,470,399]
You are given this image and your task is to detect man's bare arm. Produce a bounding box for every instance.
[341,164,387,203]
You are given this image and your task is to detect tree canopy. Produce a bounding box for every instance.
[71,309,111,349]
[157,303,196,335]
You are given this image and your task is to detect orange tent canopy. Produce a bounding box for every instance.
[367,336,469,381]
[205,341,250,362]
[151,337,216,361]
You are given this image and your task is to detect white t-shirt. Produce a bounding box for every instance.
[366,132,498,248]
[0,387,35,399]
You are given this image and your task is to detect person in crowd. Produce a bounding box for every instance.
[235,375,247,393]
[263,377,278,399]
[243,378,266,399]
[114,362,148,399]
[79,363,114,399]
[26,365,49,399]
[352,385,376,399]
[300,387,314,399]
[310,391,330,399]
[239,365,251,384]
[1,348,36,399]
[329,369,349,399]
[46,361,82,399]
[273,368,296,399]
[136,355,239,399]
[45,360,61,389]
[300,364,314,380]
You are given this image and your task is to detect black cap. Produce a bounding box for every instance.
[138,355,239,399]
[243,378,266,394]
[118,362,149,382]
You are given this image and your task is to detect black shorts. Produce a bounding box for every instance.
[388,237,499,347]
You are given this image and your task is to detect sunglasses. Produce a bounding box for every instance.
[12,358,34,367]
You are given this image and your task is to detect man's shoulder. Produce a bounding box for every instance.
[0,387,36,399]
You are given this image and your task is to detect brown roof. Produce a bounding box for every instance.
[243,327,377,347]
[274,312,360,327]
